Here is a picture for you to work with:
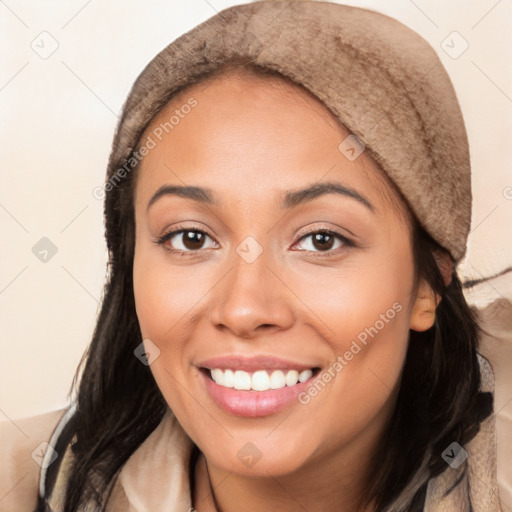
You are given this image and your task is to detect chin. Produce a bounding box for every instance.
[200,436,316,478]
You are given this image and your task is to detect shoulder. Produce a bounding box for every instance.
[0,407,68,512]
[476,297,512,381]
[474,297,512,511]
[476,296,512,340]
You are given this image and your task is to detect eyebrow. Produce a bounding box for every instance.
[147,184,219,211]
[282,181,374,212]
[146,181,375,212]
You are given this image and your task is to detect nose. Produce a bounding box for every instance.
[208,249,295,339]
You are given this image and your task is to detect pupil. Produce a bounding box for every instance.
[313,233,334,251]
[184,231,204,250]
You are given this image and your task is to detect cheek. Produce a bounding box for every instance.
[132,241,218,389]
[287,245,414,433]
[133,240,207,340]
[289,242,413,355]
[132,244,209,431]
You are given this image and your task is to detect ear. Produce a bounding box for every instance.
[410,279,441,332]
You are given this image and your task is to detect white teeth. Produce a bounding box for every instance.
[211,369,223,384]
[223,369,234,387]
[233,370,251,390]
[270,370,286,389]
[285,370,299,387]
[209,368,315,391]
[298,369,313,382]
[251,370,270,391]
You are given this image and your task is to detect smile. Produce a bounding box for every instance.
[198,364,322,417]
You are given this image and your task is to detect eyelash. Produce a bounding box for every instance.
[155,225,355,258]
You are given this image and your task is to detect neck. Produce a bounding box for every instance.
[194,454,376,512]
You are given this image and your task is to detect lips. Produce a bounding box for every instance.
[196,354,321,417]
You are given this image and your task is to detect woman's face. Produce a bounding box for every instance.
[132,70,430,480]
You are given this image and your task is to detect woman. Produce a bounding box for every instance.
[1,1,510,511]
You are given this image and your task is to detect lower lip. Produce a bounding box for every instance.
[199,369,316,417]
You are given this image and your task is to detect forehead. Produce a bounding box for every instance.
[133,69,409,223]
[142,67,348,152]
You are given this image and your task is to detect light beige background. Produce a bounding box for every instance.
[1,0,511,420]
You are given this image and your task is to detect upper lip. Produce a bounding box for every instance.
[197,355,319,372]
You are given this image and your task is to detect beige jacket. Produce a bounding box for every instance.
[2,298,511,512]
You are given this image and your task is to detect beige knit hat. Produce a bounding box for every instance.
[104,0,471,263]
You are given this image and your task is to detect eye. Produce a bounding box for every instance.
[292,229,354,257]
[155,226,354,257]
[156,226,217,254]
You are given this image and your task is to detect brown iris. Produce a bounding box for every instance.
[311,232,336,251]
